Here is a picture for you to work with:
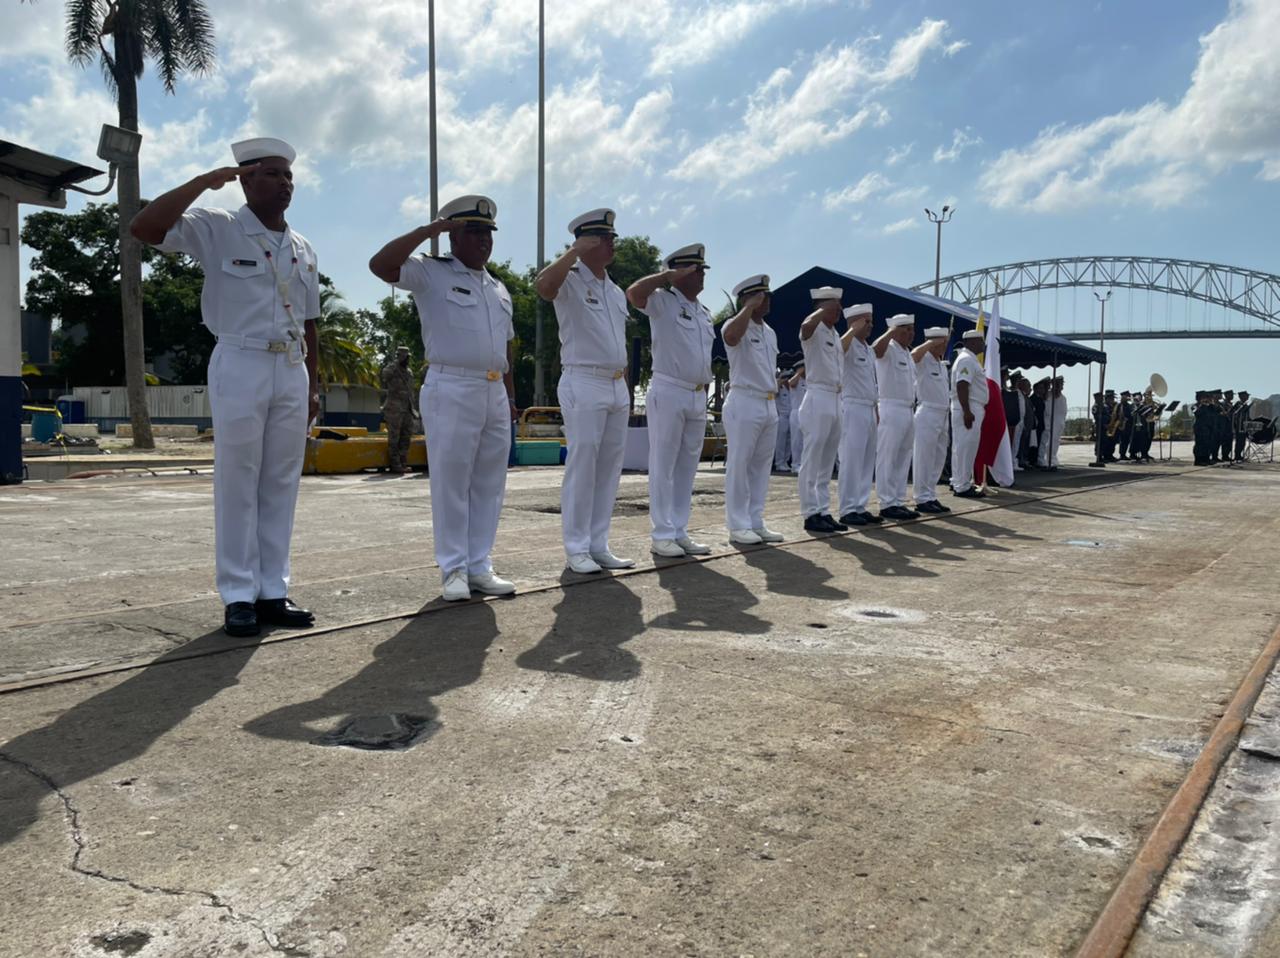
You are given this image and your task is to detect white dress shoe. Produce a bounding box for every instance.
[753,527,785,543]
[468,571,516,595]
[566,553,603,574]
[441,569,471,602]
[590,551,636,570]
[676,536,712,555]
[651,538,686,558]
[729,529,763,545]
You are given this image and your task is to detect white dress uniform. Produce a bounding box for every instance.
[838,329,878,519]
[912,344,951,506]
[395,245,514,580]
[949,344,990,492]
[789,376,806,470]
[1040,391,1068,467]
[1012,389,1027,467]
[156,198,319,605]
[773,381,792,471]
[722,276,779,535]
[798,310,844,518]
[554,256,629,558]
[875,328,917,509]
[642,281,713,542]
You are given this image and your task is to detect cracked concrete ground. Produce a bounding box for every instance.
[1,448,1278,956]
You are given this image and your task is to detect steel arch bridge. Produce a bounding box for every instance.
[912,256,1280,341]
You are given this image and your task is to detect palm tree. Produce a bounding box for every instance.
[55,1,217,449]
[316,287,380,388]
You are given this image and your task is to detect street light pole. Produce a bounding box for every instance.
[428,0,439,256]
[925,205,954,296]
[1089,290,1112,467]
[533,0,547,406]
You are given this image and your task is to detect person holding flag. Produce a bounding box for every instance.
[949,328,989,497]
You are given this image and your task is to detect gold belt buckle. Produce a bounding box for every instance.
[486,370,501,381]
[267,341,288,353]
[695,383,707,391]
[767,391,776,400]
[612,370,624,380]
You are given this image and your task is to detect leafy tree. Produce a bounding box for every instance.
[315,278,379,387]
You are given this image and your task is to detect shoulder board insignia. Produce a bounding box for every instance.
[426,253,453,262]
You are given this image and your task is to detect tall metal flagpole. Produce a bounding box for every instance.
[428,0,439,255]
[533,0,547,405]
[1089,290,1112,467]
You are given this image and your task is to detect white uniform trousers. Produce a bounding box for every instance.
[875,400,915,509]
[1012,421,1025,463]
[797,388,841,517]
[773,408,791,471]
[723,390,778,532]
[208,342,309,604]
[789,403,804,470]
[646,379,706,541]
[421,369,510,579]
[950,404,987,492]
[558,370,629,555]
[1038,411,1066,468]
[912,404,950,504]
[837,400,877,517]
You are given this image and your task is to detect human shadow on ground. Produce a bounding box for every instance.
[650,561,771,634]
[515,574,645,681]
[0,629,265,848]
[894,518,1012,555]
[940,510,1041,545]
[737,546,848,602]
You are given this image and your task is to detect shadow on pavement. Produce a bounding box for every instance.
[516,574,645,681]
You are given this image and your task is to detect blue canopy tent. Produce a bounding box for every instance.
[713,266,1105,369]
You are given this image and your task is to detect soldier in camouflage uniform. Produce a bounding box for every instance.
[381,345,416,473]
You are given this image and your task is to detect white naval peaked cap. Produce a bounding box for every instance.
[664,243,708,269]
[231,137,296,164]
[568,208,616,237]
[843,303,873,319]
[923,326,948,338]
[809,286,843,301]
[962,328,985,340]
[732,274,770,298]
[887,313,915,328]
[439,194,498,229]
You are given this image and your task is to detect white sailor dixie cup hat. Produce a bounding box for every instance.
[231,137,296,164]
[962,328,985,340]
[568,208,616,237]
[887,313,915,328]
[844,303,873,319]
[809,286,843,301]
[923,326,949,338]
[664,243,708,269]
[439,194,498,230]
[732,274,770,298]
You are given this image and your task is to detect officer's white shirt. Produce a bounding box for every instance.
[642,288,713,384]
[395,254,514,371]
[724,320,778,393]
[157,205,321,337]
[950,348,990,406]
[915,352,950,406]
[555,264,628,368]
[801,321,843,389]
[876,339,916,402]
[841,337,877,403]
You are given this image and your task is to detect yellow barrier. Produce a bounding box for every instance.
[303,429,426,474]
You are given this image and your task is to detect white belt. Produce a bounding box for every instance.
[842,397,877,407]
[565,364,626,381]
[880,398,912,407]
[429,363,505,382]
[918,401,949,411]
[729,385,777,400]
[652,372,707,392]
[806,382,841,394]
[217,333,303,358]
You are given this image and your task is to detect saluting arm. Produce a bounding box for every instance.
[787,368,805,389]
[721,293,764,347]
[129,164,259,245]
[871,330,894,358]
[368,220,459,284]
[626,266,695,310]
[535,236,601,301]
[910,342,932,362]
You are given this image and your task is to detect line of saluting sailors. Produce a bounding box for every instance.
[130,137,993,635]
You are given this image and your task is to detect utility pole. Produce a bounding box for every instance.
[533,0,547,405]
[1089,290,1112,467]
[428,0,439,255]
[925,205,954,296]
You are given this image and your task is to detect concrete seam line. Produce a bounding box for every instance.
[0,468,1200,698]
[1073,622,1280,958]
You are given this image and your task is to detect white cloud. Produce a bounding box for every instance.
[822,172,891,210]
[648,0,834,76]
[979,0,1280,211]
[886,184,929,204]
[672,18,964,183]
[933,127,982,163]
[883,217,919,234]
[886,142,914,166]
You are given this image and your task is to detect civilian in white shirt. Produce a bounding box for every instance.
[873,313,920,521]
[950,328,990,498]
[837,304,882,527]
[911,327,953,514]
[535,208,634,574]
[721,274,784,545]
[627,244,715,558]
[797,287,846,533]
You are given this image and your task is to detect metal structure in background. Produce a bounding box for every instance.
[924,205,954,296]
[533,0,547,406]
[915,256,1280,337]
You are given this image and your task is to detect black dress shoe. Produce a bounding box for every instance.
[860,511,884,524]
[803,514,830,534]
[916,500,946,514]
[821,514,848,531]
[953,487,982,499]
[839,511,869,526]
[254,597,315,629]
[931,500,952,512]
[224,601,260,637]
[880,505,918,520]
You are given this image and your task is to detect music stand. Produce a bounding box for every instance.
[1156,400,1181,462]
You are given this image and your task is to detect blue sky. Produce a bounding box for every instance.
[3,0,1277,410]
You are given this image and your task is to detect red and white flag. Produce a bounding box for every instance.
[974,293,1015,487]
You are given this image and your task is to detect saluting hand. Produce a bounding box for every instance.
[572,234,602,256]
[666,265,699,284]
[743,292,766,315]
[201,164,258,190]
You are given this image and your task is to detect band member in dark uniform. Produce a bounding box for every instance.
[1233,391,1252,461]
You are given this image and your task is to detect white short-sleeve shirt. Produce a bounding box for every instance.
[950,348,990,406]
[155,205,320,340]
[395,254,514,372]
[915,351,950,406]
[724,320,778,394]
[841,337,877,403]
[876,339,916,403]
[641,288,713,385]
[554,264,628,368]
[801,321,844,390]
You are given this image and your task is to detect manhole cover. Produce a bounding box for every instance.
[312,714,437,751]
[859,610,899,619]
[834,603,926,625]
[90,930,152,955]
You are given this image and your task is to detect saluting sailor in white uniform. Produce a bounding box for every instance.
[369,196,519,601]
[911,327,953,515]
[627,244,714,558]
[720,274,784,545]
[798,287,846,533]
[773,369,793,472]
[950,328,990,498]
[130,137,319,638]
[535,208,634,574]
[836,304,882,527]
[873,313,920,521]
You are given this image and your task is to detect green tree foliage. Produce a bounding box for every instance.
[316,278,380,387]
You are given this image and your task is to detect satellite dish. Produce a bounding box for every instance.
[1149,373,1168,398]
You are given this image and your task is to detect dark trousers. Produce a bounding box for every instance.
[1193,424,1214,464]
[1234,432,1248,461]
[1118,424,1134,459]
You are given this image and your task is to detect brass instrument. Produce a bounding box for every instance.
[1106,398,1123,437]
